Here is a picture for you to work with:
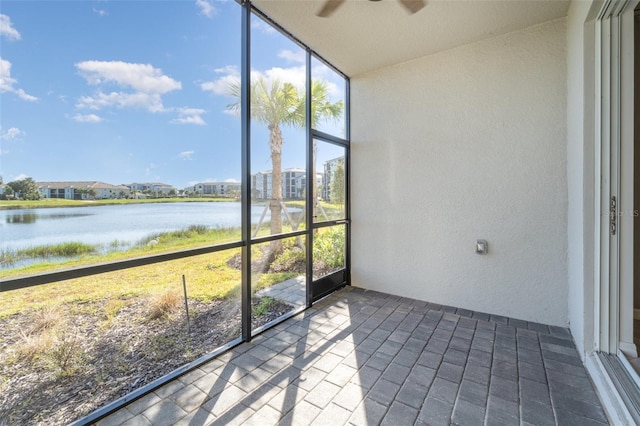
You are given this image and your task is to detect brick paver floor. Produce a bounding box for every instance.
[256,276,306,307]
[95,287,608,425]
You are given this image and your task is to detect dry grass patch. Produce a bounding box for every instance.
[101,298,128,325]
[147,290,181,320]
[15,329,56,361]
[13,307,64,361]
[9,308,85,377]
[30,306,64,334]
[43,328,85,376]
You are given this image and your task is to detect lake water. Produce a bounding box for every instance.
[0,202,279,253]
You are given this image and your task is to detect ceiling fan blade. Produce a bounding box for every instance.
[317,0,346,17]
[397,0,426,14]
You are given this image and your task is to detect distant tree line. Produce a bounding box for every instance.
[1,177,41,200]
[74,188,97,200]
[330,159,345,206]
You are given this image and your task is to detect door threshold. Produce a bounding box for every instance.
[592,352,640,424]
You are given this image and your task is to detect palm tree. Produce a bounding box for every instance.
[228,76,343,237]
[293,80,344,217]
[229,77,298,237]
[293,80,344,130]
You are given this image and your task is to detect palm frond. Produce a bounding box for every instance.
[223,75,343,131]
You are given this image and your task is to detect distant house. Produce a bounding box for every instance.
[38,181,130,200]
[129,191,148,199]
[128,182,175,197]
[190,181,241,197]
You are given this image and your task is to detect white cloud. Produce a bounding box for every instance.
[1,127,25,140]
[0,57,38,101]
[0,14,21,41]
[72,113,103,123]
[201,65,239,96]
[12,173,29,181]
[225,178,239,183]
[251,18,276,35]
[278,49,306,64]
[171,107,206,125]
[77,61,181,94]
[75,60,181,112]
[313,61,345,100]
[311,62,342,97]
[178,150,195,160]
[259,66,306,89]
[196,0,216,18]
[216,65,238,75]
[145,163,159,177]
[93,8,108,17]
[77,91,165,112]
[202,64,307,98]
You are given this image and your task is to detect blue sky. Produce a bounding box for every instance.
[0,0,346,189]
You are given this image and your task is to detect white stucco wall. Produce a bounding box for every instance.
[566,0,598,358]
[351,18,569,326]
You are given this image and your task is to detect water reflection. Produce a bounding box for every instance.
[5,211,92,224]
[0,203,299,271]
[6,213,38,224]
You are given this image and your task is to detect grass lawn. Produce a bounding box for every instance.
[0,201,344,316]
[0,224,304,318]
[0,249,243,319]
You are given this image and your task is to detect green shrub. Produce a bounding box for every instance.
[18,242,96,258]
[186,224,208,234]
[313,227,345,268]
[270,245,305,273]
[253,297,274,317]
[139,225,222,246]
[0,249,18,265]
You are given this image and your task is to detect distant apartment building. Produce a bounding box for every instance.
[190,181,241,197]
[128,182,175,196]
[252,168,322,200]
[322,156,345,201]
[252,171,271,200]
[38,181,130,200]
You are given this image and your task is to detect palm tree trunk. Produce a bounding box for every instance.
[269,124,283,236]
[312,140,317,221]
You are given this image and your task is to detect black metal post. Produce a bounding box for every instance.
[305,48,314,308]
[345,77,351,287]
[182,275,191,334]
[240,0,252,342]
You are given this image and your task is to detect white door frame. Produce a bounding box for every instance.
[596,0,638,356]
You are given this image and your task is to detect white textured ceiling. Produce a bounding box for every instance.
[251,0,571,77]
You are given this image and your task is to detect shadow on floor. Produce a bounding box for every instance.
[96,287,609,426]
